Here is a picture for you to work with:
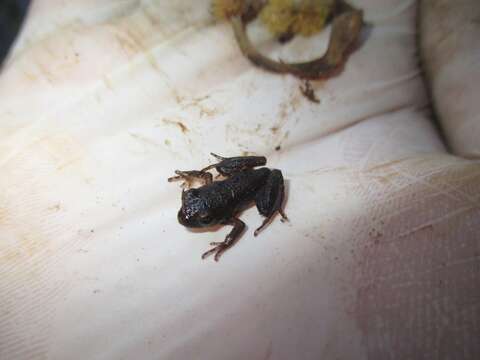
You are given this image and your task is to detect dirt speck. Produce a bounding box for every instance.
[162,119,189,134]
[199,106,218,118]
[241,151,255,156]
[278,102,289,121]
[299,80,320,103]
[264,340,273,360]
[48,204,61,212]
[103,76,113,90]
[289,90,302,111]
[177,122,188,133]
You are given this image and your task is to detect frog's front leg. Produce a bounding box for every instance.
[201,218,246,261]
[167,170,213,188]
[201,153,267,176]
[254,169,288,236]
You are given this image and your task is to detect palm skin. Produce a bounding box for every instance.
[0,1,478,359]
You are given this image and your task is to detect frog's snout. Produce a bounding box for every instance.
[178,209,189,227]
[178,209,201,228]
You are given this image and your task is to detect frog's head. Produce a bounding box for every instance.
[177,188,219,228]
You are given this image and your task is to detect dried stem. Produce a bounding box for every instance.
[231,0,364,80]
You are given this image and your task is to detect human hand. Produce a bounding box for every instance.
[1,1,478,359]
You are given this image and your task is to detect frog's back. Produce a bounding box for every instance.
[222,167,270,196]
[200,168,270,209]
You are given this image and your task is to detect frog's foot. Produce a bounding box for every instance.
[201,218,245,261]
[168,170,213,188]
[200,153,225,172]
[210,153,226,161]
[201,243,230,262]
[254,209,288,236]
[279,209,289,223]
[201,153,267,176]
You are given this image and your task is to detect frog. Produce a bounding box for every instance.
[168,153,288,261]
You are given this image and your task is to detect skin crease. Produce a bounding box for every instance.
[420,0,480,158]
[0,1,479,360]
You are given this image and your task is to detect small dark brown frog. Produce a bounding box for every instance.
[168,153,287,261]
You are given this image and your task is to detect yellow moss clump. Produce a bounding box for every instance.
[211,0,245,20]
[260,0,335,37]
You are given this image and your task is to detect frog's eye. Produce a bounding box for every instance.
[199,213,214,225]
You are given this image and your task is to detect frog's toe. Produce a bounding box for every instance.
[201,247,217,260]
[201,245,222,260]
[201,245,227,261]
[213,246,229,262]
[167,175,181,182]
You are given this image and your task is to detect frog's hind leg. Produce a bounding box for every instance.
[254,169,288,236]
[210,153,226,161]
[201,218,246,261]
[202,152,267,176]
[167,170,213,188]
[199,153,225,172]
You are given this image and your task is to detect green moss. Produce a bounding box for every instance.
[260,0,334,37]
[211,0,245,20]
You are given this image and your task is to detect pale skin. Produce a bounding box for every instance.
[0,1,479,359]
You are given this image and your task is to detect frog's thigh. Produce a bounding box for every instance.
[255,169,285,217]
[213,155,267,176]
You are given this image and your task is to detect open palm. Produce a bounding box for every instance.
[1,1,479,359]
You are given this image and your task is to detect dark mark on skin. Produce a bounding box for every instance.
[299,80,320,103]
[162,119,189,134]
[177,122,188,133]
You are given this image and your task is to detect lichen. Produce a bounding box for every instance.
[211,0,245,20]
[260,0,335,37]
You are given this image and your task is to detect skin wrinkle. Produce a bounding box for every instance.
[420,0,480,157]
[352,157,480,359]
